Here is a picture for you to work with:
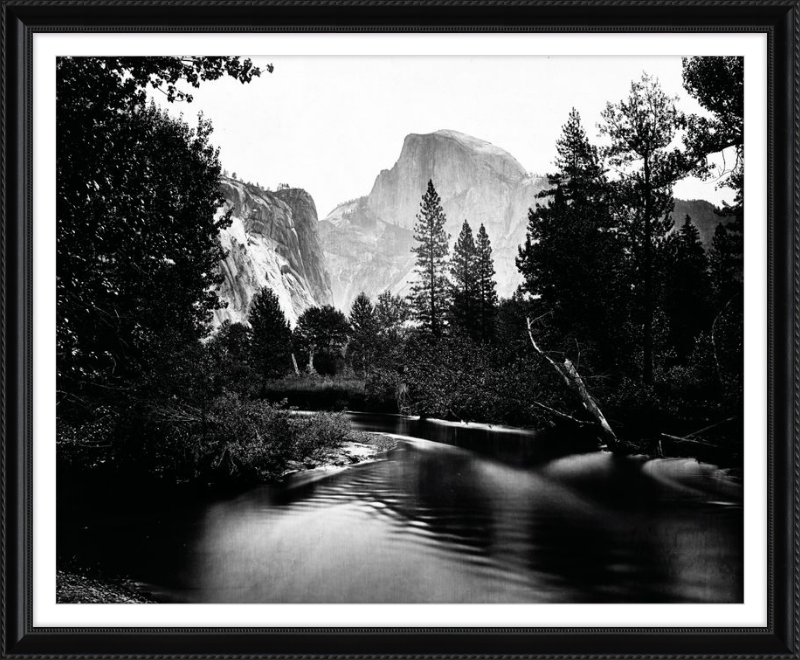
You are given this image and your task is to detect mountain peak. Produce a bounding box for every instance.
[402,130,529,180]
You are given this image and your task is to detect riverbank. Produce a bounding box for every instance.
[57,431,399,604]
[280,431,398,478]
[57,569,157,604]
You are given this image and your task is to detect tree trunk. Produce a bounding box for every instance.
[291,353,300,376]
[526,317,619,451]
[643,156,654,385]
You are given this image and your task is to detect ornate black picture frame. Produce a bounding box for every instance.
[2,1,798,656]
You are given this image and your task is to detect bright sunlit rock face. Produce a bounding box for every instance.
[214,177,332,326]
[320,130,550,311]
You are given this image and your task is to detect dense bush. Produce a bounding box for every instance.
[57,391,351,487]
[262,376,366,411]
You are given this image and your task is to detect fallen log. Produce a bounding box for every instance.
[660,433,717,448]
[526,317,619,451]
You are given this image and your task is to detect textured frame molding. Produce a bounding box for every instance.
[1,1,797,657]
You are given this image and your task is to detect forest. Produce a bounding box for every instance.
[56,56,744,491]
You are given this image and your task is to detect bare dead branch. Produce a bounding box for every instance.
[526,316,619,451]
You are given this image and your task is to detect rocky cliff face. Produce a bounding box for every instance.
[214,178,332,326]
[321,130,549,310]
[318,198,417,310]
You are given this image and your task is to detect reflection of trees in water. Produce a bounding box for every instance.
[353,413,599,467]
[402,446,498,556]
[276,444,502,564]
[521,462,744,602]
[524,506,673,603]
[263,444,740,603]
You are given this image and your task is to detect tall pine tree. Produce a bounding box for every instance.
[449,220,479,338]
[708,222,742,307]
[409,180,451,336]
[600,74,688,383]
[349,292,379,375]
[662,217,712,362]
[475,224,498,341]
[517,109,626,369]
[247,287,292,388]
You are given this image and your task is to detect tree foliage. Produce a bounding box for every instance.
[449,221,479,338]
[57,56,266,392]
[475,224,499,341]
[376,291,412,338]
[600,75,687,383]
[248,287,292,383]
[349,292,379,375]
[294,305,350,375]
[708,223,742,305]
[661,217,712,362]
[682,56,743,214]
[409,180,451,336]
[518,109,627,370]
[58,102,230,387]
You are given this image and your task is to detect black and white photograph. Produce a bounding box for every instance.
[55,52,746,606]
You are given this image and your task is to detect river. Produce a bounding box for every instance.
[58,412,743,603]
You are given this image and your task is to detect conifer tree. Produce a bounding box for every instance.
[662,217,712,362]
[518,109,626,368]
[600,75,688,383]
[708,223,742,306]
[349,292,379,375]
[449,220,479,338]
[375,291,411,343]
[475,224,498,341]
[409,180,451,336]
[248,287,292,387]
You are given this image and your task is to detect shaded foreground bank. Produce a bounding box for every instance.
[57,429,398,604]
[57,569,158,604]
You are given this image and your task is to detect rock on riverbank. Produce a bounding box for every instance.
[56,569,156,604]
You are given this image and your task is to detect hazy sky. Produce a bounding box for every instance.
[155,55,731,218]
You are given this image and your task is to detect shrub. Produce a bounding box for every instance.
[364,368,402,412]
[289,411,350,463]
[58,391,355,487]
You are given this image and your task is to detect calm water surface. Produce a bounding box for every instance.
[58,412,743,603]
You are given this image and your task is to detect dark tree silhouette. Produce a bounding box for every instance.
[449,220,479,338]
[475,224,498,342]
[349,292,379,375]
[248,287,292,387]
[57,56,266,391]
[214,320,252,365]
[682,56,743,216]
[662,217,712,362]
[294,305,350,375]
[409,180,451,336]
[708,223,742,306]
[518,109,626,370]
[600,75,687,383]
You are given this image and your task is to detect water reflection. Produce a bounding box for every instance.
[58,415,743,604]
